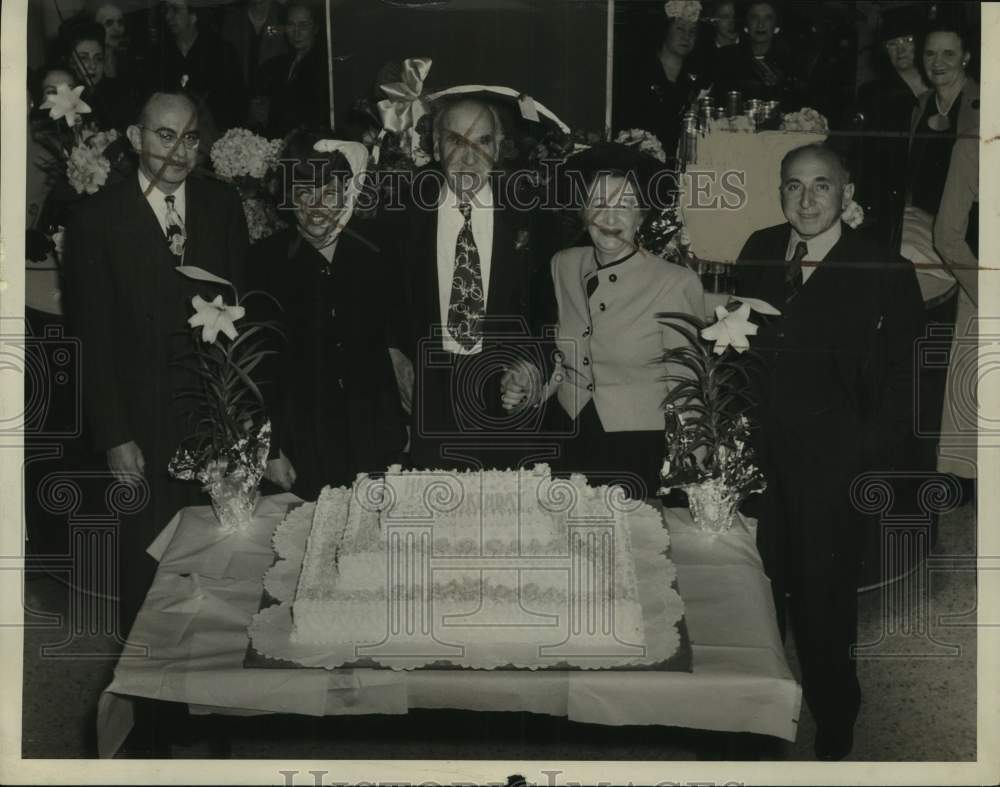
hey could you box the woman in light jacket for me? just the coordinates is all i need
[503,142,705,498]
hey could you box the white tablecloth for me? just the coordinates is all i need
[96,495,801,757]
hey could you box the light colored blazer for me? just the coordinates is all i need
[932,82,979,307]
[550,246,705,432]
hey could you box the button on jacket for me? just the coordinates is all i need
[551,246,706,432]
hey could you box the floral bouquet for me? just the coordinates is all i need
[34,85,132,253]
[779,107,829,133]
[664,0,702,22]
[209,128,286,242]
[168,265,284,531]
[656,298,778,532]
[614,128,668,163]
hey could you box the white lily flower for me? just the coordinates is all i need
[40,84,92,128]
[188,294,245,343]
[700,302,757,354]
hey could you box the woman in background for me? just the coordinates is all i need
[64,21,136,132]
[249,130,405,499]
[853,6,927,246]
[259,2,331,137]
[613,1,707,163]
[902,17,979,506]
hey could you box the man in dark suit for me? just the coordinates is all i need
[735,143,923,760]
[149,0,247,146]
[396,98,550,471]
[64,92,248,633]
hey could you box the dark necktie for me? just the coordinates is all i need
[446,202,485,350]
[785,240,808,303]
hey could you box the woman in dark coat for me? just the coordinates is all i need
[614,3,709,162]
[259,1,331,138]
[250,130,406,499]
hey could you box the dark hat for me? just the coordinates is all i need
[564,141,671,209]
[879,4,925,42]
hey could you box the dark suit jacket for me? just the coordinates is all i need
[221,2,288,95]
[260,45,332,138]
[735,222,924,469]
[64,173,248,470]
[147,32,247,137]
[396,171,551,468]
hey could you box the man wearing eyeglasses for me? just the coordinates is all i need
[63,91,248,636]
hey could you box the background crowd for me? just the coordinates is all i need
[21,0,981,762]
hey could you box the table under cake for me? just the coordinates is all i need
[96,494,801,757]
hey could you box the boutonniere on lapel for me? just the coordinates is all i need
[514,228,531,252]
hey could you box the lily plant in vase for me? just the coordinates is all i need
[656,297,778,532]
[168,265,284,531]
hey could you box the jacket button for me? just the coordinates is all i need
[582,357,590,366]
[609,274,617,283]
[583,328,590,337]
[587,383,594,392]
[599,303,607,311]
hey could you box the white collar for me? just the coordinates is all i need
[439,179,494,210]
[788,220,842,261]
[137,169,186,203]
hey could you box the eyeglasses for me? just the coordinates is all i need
[139,126,201,148]
[885,36,914,50]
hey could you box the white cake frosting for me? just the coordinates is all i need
[287,465,680,668]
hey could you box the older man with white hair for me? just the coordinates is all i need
[394,97,550,470]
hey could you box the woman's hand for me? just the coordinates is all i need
[265,450,297,491]
[500,361,543,412]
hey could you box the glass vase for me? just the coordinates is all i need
[684,477,739,534]
[207,472,260,533]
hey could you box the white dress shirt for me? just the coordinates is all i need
[786,220,842,284]
[138,170,187,236]
[436,181,494,355]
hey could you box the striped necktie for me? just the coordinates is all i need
[785,240,808,303]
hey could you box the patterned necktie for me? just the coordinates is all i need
[785,240,808,303]
[446,202,485,350]
[164,194,186,257]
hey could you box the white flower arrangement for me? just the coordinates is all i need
[210,128,284,180]
[779,107,829,133]
[841,199,865,229]
[664,0,701,22]
[67,143,111,194]
[168,266,285,530]
[614,128,667,163]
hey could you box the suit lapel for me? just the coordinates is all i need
[487,206,515,317]
[183,177,201,266]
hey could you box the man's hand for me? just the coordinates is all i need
[107,441,145,486]
[265,450,297,491]
[500,360,544,412]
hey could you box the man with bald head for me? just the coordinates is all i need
[395,97,548,469]
[64,91,248,633]
[735,143,923,759]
